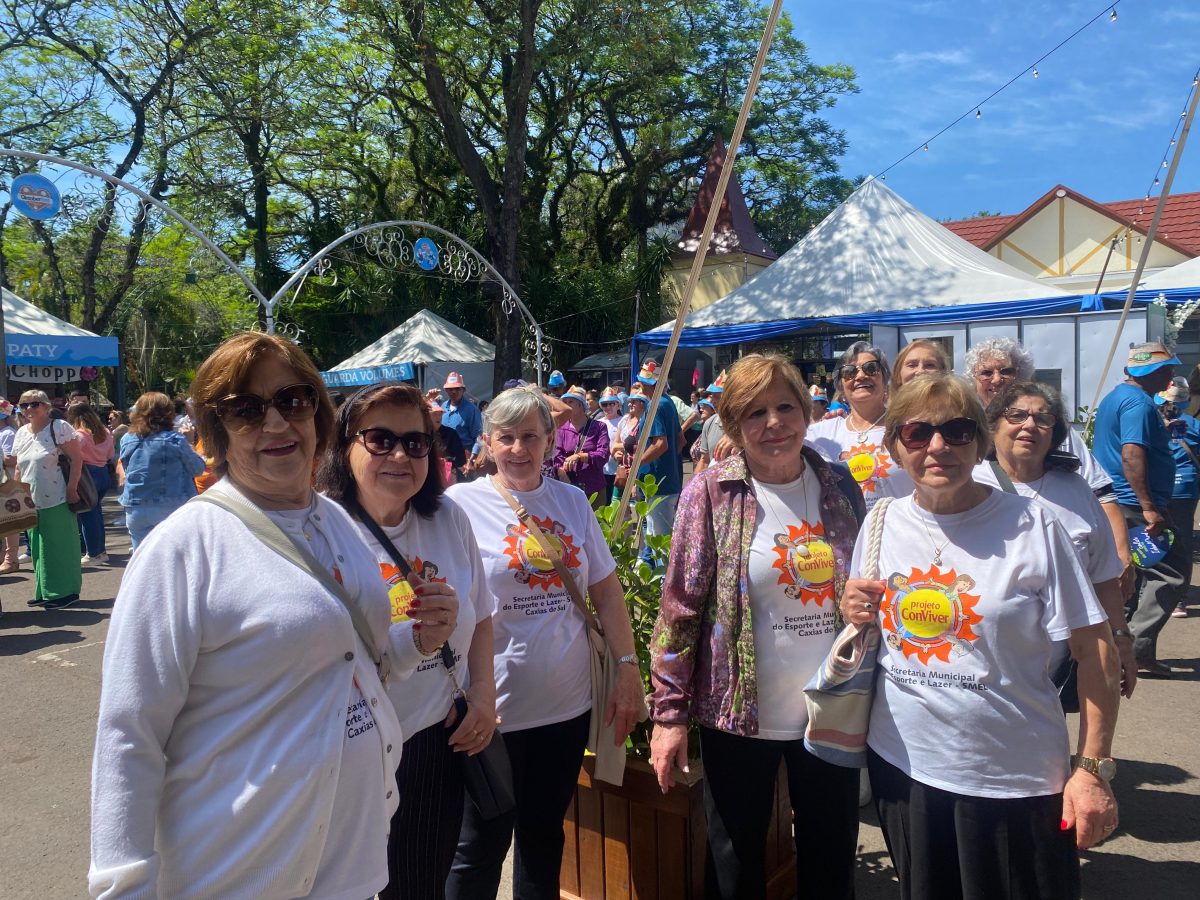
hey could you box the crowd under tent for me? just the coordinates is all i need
[3,287,120,388]
[322,307,497,400]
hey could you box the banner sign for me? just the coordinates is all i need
[321,362,416,387]
[10,173,62,220]
[8,364,82,384]
[5,334,120,367]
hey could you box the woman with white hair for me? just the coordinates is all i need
[445,386,643,899]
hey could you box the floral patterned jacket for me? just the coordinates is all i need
[649,447,865,736]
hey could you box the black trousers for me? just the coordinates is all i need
[380,719,464,900]
[868,749,1079,900]
[698,725,859,900]
[446,710,590,900]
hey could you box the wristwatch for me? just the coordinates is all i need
[1072,755,1117,782]
[617,653,639,667]
[1111,627,1132,640]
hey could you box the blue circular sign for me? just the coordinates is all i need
[413,236,440,271]
[10,173,61,220]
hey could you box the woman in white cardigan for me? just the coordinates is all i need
[89,333,459,900]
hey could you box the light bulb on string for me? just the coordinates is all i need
[975,109,982,119]
[923,144,929,151]
[1110,8,1117,22]
[1032,67,1039,79]
[1154,177,1160,186]
[1163,160,1169,168]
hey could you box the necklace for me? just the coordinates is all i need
[754,467,813,557]
[914,501,952,567]
[846,407,887,443]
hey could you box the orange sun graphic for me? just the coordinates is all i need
[769,521,835,605]
[841,442,893,493]
[501,517,582,590]
[879,565,983,664]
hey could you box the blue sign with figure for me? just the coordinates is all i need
[10,173,61,220]
[413,237,439,271]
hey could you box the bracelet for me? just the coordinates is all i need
[412,627,440,658]
[1111,627,1133,639]
[617,653,639,667]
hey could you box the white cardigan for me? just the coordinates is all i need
[89,481,419,899]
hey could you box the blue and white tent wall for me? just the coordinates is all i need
[3,287,119,366]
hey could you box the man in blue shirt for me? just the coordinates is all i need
[631,360,682,561]
[439,372,482,471]
[1155,377,1200,623]
[1092,341,1182,676]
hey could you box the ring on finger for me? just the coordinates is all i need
[1103,822,1116,832]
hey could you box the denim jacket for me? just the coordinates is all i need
[119,430,206,508]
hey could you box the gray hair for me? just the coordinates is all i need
[836,341,891,400]
[964,337,1035,381]
[484,386,556,458]
[18,389,51,405]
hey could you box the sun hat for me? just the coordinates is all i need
[599,386,621,405]
[1158,376,1189,405]
[443,371,466,389]
[705,370,726,394]
[561,385,587,407]
[1127,341,1182,378]
[810,384,829,403]
[0,399,11,419]
[637,360,659,386]
[547,370,566,387]
[699,398,716,411]
[502,378,528,390]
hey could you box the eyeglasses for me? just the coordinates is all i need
[212,383,318,432]
[976,366,1017,381]
[19,401,44,410]
[838,360,883,380]
[897,417,979,450]
[1001,408,1056,429]
[355,428,433,458]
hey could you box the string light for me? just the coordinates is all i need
[1109,8,1117,22]
[1132,68,1200,227]
[923,144,929,151]
[1032,67,1039,79]
[975,109,982,119]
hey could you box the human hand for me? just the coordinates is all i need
[840,578,885,626]
[649,722,689,794]
[712,435,736,462]
[605,663,645,746]
[407,572,458,651]
[1062,769,1118,850]
[1118,557,1136,601]
[1143,507,1167,538]
[67,485,80,504]
[445,689,499,756]
[1113,631,1138,699]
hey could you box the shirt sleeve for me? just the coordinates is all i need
[1081,486,1124,584]
[1117,398,1161,450]
[1040,512,1109,641]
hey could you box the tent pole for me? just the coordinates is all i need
[0,295,8,399]
[611,0,785,531]
[1086,79,1199,421]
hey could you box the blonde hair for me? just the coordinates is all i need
[18,389,51,405]
[884,373,991,461]
[891,339,951,390]
[719,353,812,448]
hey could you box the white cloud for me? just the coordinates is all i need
[890,49,971,68]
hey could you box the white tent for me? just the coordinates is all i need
[658,177,1072,332]
[1140,254,1200,295]
[3,286,119,369]
[323,308,496,400]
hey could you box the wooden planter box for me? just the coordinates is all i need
[560,756,796,900]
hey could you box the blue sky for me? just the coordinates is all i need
[789,0,1200,220]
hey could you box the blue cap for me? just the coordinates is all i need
[1126,342,1181,378]
[548,370,566,387]
[828,401,848,414]
[699,398,716,411]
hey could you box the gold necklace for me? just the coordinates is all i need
[846,407,887,443]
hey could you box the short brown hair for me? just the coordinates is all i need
[891,339,951,390]
[190,332,335,476]
[130,392,176,436]
[718,353,812,448]
[884,373,991,462]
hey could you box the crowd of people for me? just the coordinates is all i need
[3,329,1192,899]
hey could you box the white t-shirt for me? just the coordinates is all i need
[1063,427,1114,500]
[805,417,913,510]
[14,419,80,508]
[265,502,387,900]
[748,469,839,740]
[446,477,616,732]
[600,416,622,475]
[354,496,493,738]
[853,490,1107,799]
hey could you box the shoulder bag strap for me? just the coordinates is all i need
[863,497,893,581]
[192,491,390,684]
[988,459,1019,495]
[489,476,603,637]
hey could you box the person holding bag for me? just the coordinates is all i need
[552,384,610,508]
[67,403,115,565]
[315,382,494,900]
[648,354,866,900]
[0,399,25,575]
[13,390,83,609]
[445,386,643,900]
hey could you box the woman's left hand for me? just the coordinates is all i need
[406,573,459,651]
[606,663,645,745]
[1062,769,1118,849]
[445,688,499,756]
[67,484,80,504]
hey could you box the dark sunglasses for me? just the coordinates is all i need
[977,366,1017,381]
[897,417,979,450]
[839,360,883,381]
[212,383,318,431]
[19,401,45,410]
[356,428,433,458]
[1002,408,1056,429]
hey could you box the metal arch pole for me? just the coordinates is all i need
[1,149,268,313]
[271,219,544,378]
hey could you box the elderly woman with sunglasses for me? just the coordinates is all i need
[978,382,1137,700]
[316,383,490,900]
[842,374,1121,900]
[807,341,914,510]
[90,333,432,900]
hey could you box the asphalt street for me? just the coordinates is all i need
[1,499,1197,898]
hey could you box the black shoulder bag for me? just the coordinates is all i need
[348,498,516,820]
[51,421,98,514]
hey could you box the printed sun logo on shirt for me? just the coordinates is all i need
[501,516,581,590]
[840,442,893,494]
[380,557,446,623]
[769,522,835,605]
[880,566,983,665]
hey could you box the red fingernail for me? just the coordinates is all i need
[413,623,421,630]
[1060,820,1069,831]
[409,598,421,608]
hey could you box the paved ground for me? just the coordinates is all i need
[1,499,1197,898]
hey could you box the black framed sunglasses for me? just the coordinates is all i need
[355,428,433,458]
[19,401,45,410]
[1002,408,1056,429]
[897,417,979,450]
[977,366,1017,381]
[838,360,883,381]
[212,383,318,432]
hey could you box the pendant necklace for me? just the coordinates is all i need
[915,502,952,567]
[755,466,812,557]
[846,408,887,443]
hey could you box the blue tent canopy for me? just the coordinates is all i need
[3,287,119,366]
